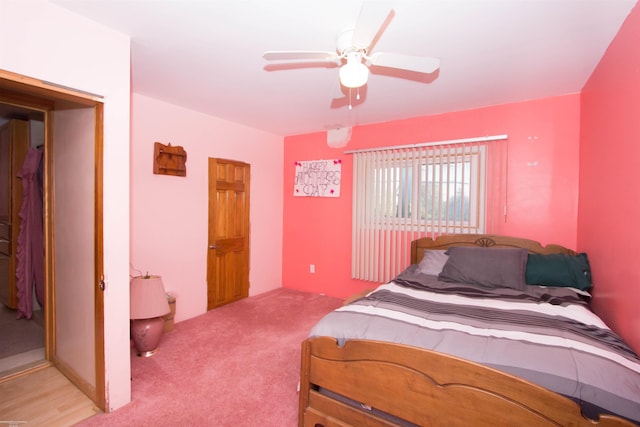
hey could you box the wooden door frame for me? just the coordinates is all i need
[0,70,106,410]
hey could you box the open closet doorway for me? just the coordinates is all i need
[0,108,46,376]
[0,71,106,411]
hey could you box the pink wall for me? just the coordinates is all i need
[1,1,133,410]
[578,3,640,353]
[131,94,284,323]
[283,95,581,299]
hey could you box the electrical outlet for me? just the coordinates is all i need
[310,264,315,274]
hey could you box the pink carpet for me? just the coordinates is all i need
[75,288,342,426]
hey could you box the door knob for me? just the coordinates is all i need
[209,245,218,249]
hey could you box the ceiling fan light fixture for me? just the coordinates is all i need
[339,53,369,88]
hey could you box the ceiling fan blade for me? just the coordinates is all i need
[368,52,440,74]
[263,51,340,63]
[352,2,394,51]
[264,61,339,72]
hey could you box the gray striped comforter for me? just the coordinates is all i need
[309,266,640,423]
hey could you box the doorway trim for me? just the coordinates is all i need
[0,69,106,410]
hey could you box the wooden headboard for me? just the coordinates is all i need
[411,234,577,265]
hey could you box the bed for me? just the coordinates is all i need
[298,234,640,426]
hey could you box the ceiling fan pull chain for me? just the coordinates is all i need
[349,88,353,110]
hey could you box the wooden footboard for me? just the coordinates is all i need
[298,337,637,427]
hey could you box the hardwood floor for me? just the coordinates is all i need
[0,367,100,426]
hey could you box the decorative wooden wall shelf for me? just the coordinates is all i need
[153,142,187,177]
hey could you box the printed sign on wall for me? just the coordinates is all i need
[294,159,341,197]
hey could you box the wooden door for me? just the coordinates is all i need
[207,158,250,309]
[0,119,28,309]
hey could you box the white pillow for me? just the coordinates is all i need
[417,249,449,276]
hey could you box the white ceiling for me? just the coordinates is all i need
[51,0,637,137]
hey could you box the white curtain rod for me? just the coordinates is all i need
[343,134,508,154]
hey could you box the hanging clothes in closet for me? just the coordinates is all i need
[15,147,44,319]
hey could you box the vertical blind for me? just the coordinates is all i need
[350,135,508,283]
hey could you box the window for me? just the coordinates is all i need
[351,137,507,282]
[378,145,484,232]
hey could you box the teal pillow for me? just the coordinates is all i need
[525,253,592,290]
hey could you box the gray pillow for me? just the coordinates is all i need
[417,250,449,276]
[438,246,528,290]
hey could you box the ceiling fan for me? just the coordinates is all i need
[262,2,440,90]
